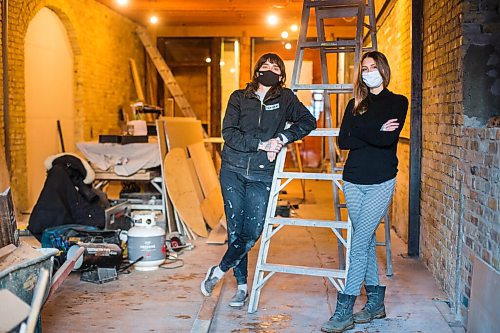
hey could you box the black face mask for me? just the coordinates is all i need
[257,70,280,87]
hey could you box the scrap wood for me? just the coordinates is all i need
[191,276,224,333]
[0,244,16,260]
[206,221,227,245]
[46,247,85,301]
[200,188,224,229]
[164,148,208,237]
[188,142,219,197]
[163,117,204,150]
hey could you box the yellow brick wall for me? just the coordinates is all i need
[0,0,145,211]
[375,0,412,242]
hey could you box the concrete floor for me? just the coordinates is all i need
[38,180,457,332]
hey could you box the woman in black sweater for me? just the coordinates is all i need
[321,51,408,333]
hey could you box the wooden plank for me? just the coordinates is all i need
[200,187,224,229]
[164,148,207,237]
[187,158,204,204]
[129,58,145,101]
[163,117,204,150]
[0,243,16,259]
[191,277,224,333]
[206,222,227,245]
[156,119,176,232]
[188,142,219,197]
[46,247,85,301]
[0,147,9,193]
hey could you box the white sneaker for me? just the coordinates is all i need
[229,289,248,307]
[201,265,220,296]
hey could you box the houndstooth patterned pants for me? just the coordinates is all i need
[343,177,396,296]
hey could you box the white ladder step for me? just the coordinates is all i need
[290,83,353,92]
[259,264,347,279]
[268,217,349,229]
[276,171,342,180]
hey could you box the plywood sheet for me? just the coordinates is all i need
[206,222,227,245]
[162,117,204,150]
[200,188,224,229]
[187,158,204,204]
[188,142,219,197]
[164,148,207,237]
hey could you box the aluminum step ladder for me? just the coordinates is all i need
[290,0,377,270]
[248,129,352,313]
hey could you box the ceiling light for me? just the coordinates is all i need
[285,42,292,50]
[230,68,236,74]
[116,0,128,6]
[205,57,212,63]
[281,31,289,39]
[149,15,159,24]
[220,61,225,67]
[291,24,298,32]
[267,14,279,26]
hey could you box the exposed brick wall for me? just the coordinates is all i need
[376,0,412,242]
[421,0,464,315]
[457,0,500,323]
[0,0,145,210]
[422,0,499,325]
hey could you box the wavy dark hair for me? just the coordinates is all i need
[353,51,391,115]
[246,53,286,94]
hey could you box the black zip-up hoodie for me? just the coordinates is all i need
[221,85,317,180]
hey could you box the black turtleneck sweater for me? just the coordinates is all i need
[338,89,408,185]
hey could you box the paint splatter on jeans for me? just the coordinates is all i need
[218,168,272,285]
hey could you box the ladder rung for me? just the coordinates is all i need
[277,171,342,180]
[259,263,347,278]
[300,40,357,49]
[305,0,366,8]
[309,128,340,136]
[291,83,353,92]
[268,217,349,229]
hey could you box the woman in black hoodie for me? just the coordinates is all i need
[321,51,408,333]
[200,53,317,307]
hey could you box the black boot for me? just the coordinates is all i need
[321,292,357,333]
[353,285,386,323]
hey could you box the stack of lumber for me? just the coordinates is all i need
[157,117,226,244]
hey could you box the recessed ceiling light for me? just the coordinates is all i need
[149,15,158,24]
[205,57,212,63]
[291,24,298,32]
[281,31,289,39]
[285,42,292,50]
[116,0,128,6]
[220,60,225,67]
[267,14,279,26]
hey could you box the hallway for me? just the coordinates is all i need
[41,180,458,332]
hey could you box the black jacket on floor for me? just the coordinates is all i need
[28,155,105,241]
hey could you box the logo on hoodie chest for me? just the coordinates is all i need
[265,103,280,111]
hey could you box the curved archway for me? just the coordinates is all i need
[25,7,75,210]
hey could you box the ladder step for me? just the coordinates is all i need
[277,171,342,180]
[259,263,347,278]
[291,83,353,92]
[304,0,366,8]
[300,40,357,49]
[268,217,349,229]
[308,128,340,136]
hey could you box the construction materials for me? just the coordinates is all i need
[164,148,208,237]
[248,129,351,314]
[127,211,166,271]
[129,58,145,101]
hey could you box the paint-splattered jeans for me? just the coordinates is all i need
[218,167,272,285]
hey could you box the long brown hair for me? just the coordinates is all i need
[353,51,391,115]
[246,53,286,94]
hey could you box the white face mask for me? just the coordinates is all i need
[362,70,383,88]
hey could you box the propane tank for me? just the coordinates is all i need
[127,211,166,271]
